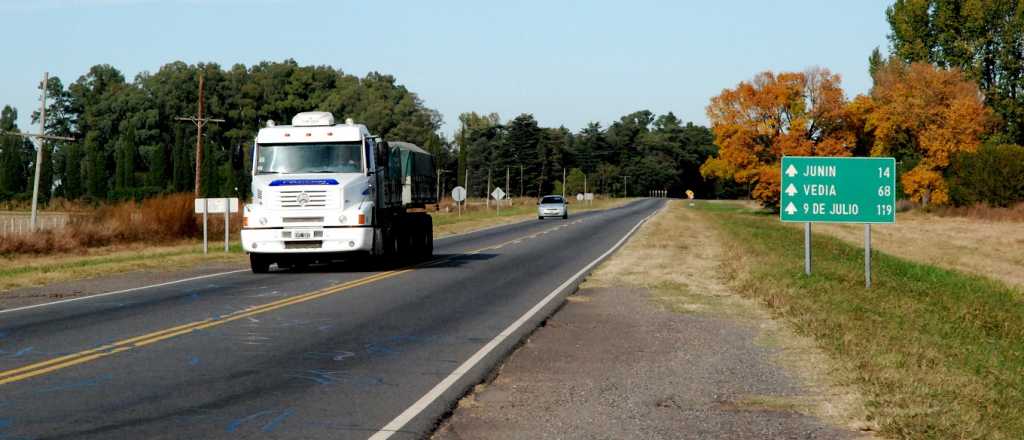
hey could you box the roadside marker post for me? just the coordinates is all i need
[780,156,896,287]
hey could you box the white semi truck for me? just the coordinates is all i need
[241,111,437,273]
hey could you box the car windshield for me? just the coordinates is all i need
[256,142,363,174]
[540,196,564,204]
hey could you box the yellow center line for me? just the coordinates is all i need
[0,220,578,387]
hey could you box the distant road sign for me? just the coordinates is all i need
[584,193,594,201]
[451,186,466,202]
[194,198,238,214]
[685,190,694,200]
[780,156,896,224]
[576,193,584,201]
[491,187,506,201]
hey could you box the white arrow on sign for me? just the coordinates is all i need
[784,202,798,215]
[785,183,798,196]
[785,164,798,177]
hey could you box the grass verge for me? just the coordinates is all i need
[0,241,246,293]
[698,200,1024,439]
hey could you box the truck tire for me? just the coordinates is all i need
[423,215,434,258]
[250,253,271,273]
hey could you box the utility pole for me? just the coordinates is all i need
[486,169,491,209]
[561,168,566,198]
[176,74,224,197]
[505,167,510,207]
[519,164,523,199]
[584,173,589,206]
[1,72,75,232]
[623,175,630,198]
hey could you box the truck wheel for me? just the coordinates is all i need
[423,216,434,258]
[250,254,270,273]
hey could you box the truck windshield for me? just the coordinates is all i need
[256,142,363,174]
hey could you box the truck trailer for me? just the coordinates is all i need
[241,111,437,273]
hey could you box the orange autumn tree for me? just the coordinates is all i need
[701,68,856,207]
[867,61,991,205]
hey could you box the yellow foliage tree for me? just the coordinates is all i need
[866,61,992,205]
[702,68,857,207]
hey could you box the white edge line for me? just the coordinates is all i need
[0,269,250,315]
[367,202,665,440]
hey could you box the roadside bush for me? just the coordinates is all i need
[948,144,1024,207]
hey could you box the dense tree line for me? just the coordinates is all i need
[0,59,724,205]
[450,110,723,199]
[0,59,446,203]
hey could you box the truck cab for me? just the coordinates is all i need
[241,111,436,273]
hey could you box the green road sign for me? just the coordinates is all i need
[780,156,896,224]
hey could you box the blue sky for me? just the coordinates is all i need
[0,0,892,137]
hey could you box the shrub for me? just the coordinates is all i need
[948,144,1024,207]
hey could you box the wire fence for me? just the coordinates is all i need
[0,214,72,237]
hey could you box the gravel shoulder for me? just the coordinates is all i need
[433,200,873,439]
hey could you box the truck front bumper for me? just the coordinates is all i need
[241,227,373,254]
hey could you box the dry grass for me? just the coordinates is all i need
[584,201,874,433]
[0,193,241,257]
[930,202,1024,222]
[805,210,1024,290]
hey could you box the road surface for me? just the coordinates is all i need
[0,199,663,439]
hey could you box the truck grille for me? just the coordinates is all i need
[275,190,331,209]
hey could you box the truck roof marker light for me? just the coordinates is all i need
[358,214,365,225]
[345,118,354,125]
[284,133,290,137]
[327,132,333,136]
[306,133,312,137]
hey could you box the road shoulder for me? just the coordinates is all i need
[433,200,873,439]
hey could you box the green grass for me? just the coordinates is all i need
[695,201,1024,439]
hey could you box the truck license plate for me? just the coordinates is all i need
[293,230,312,239]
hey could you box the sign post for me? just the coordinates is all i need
[452,186,466,217]
[195,198,239,254]
[780,157,896,287]
[491,187,505,216]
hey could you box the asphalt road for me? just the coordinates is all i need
[0,198,664,440]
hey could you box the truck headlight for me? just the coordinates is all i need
[338,215,347,224]
[259,217,268,226]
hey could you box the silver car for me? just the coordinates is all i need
[537,195,568,220]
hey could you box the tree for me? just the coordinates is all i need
[0,106,33,197]
[701,68,856,207]
[866,61,992,205]
[886,0,1024,144]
